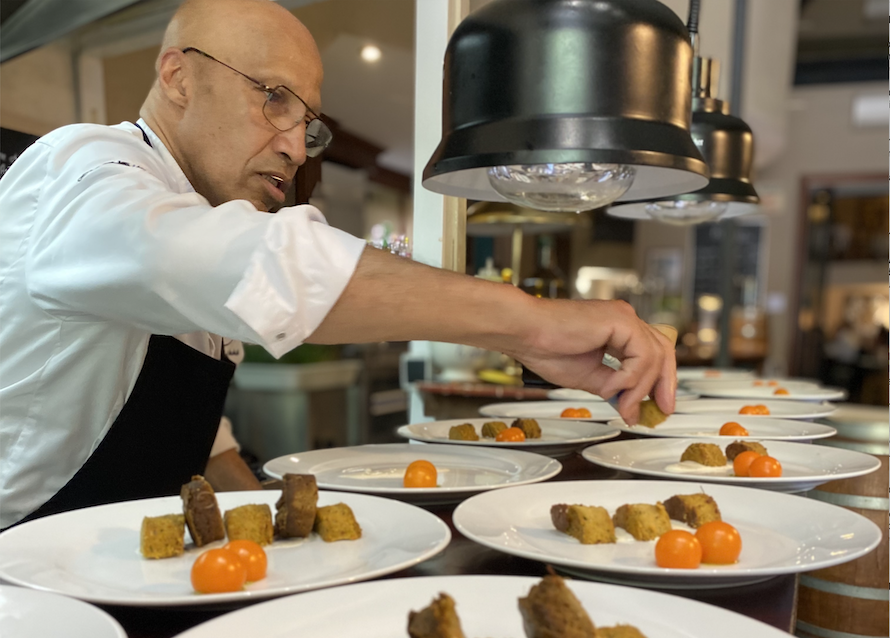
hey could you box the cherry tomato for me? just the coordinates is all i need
[655,530,702,569]
[719,421,749,436]
[773,388,790,396]
[223,540,268,582]
[695,521,742,564]
[752,380,764,387]
[739,404,770,415]
[495,427,526,442]
[748,455,782,477]
[191,548,247,594]
[574,407,592,418]
[732,450,762,477]
[767,380,779,387]
[704,370,721,378]
[560,407,580,418]
[403,460,437,488]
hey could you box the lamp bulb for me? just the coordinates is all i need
[487,163,635,212]
[644,200,728,225]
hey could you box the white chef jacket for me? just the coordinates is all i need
[0,119,366,528]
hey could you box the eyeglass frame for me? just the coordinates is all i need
[181,47,332,157]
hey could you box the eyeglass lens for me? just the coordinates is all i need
[262,88,332,157]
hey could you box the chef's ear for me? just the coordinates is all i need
[156,48,191,108]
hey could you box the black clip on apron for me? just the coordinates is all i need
[18,123,236,525]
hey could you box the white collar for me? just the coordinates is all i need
[135,118,196,195]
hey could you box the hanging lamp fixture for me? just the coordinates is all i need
[607,0,760,225]
[422,0,710,213]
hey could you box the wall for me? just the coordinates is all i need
[756,80,886,374]
[103,45,159,125]
[0,41,76,135]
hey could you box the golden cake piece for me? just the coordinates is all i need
[181,475,225,547]
[313,503,362,542]
[725,440,768,461]
[448,423,479,441]
[481,421,508,438]
[680,443,727,467]
[612,503,671,541]
[663,493,722,528]
[224,504,273,546]
[518,574,597,638]
[637,400,668,428]
[596,625,649,638]
[407,593,467,638]
[551,504,616,545]
[512,418,542,439]
[140,514,185,559]
[275,473,318,539]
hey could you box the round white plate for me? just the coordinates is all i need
[0,585,126,638]
[0,491,450,607]
[581,438,881,493]
[607,414,838,441]
[681,380,846,402]
[262,443,562,504]
[453,480,881,588]
[173,574,791,638]
[677,368,756,381]
[547,387,700,401]
[479,400,619,421]
[673,399,837,420]
[397,418,619,459]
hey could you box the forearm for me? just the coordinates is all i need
[204,448,263,492]
[307,247,538,354]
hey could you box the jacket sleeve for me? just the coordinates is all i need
[24,127,365,357]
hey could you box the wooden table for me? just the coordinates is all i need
[98,453,797,637]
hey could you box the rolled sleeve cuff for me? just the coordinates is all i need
[224,204,366,358]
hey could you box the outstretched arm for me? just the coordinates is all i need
[308,248,677,425]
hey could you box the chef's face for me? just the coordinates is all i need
[178,44,323,212]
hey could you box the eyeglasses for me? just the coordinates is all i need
[182,47,332,157]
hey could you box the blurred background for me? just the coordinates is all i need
[1,0,885,464]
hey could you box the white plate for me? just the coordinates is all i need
[0,491,450,607]
[681,380,846,402]
[607,414,838,441]
[673,399,837,420]
[547,387,700,401]
[479,400,620,421]
[172,574,792,638]
[581,438,881,493]
[0,585,126,638]
[397,418,619,459]
[262,443,562,505]
[677,367,756,381]
[453,480,881,588]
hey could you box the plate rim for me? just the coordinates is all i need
[579,438,882,489]
[452,479,882,582]
[605,415,838,440]
[172,573,792,638]
[261,443,563,496]
[0,490,452,607]
[672,399,838,420]
[0,584,128,638]
[478,400,619,421]
[396,417,621,447]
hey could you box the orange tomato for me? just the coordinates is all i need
[191,548,247,594]
[748,455,782,477]
[704,370,721,378]
[767,380,779,387]
[495,427,526,442]
[695,521,742,564]
[732,450,762,477]
[752,380,764,387]
[655,530,702,569]
[773,388,790,396]
[575,407,592,418]
[223,540,267,582]
[739,404,770,415]
[719,421,749,436]
[403,460,437,488]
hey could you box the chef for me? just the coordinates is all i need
[0,0,676,530]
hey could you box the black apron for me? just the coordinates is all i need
[16,122,236,525]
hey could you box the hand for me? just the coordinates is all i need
[509,298,677,425]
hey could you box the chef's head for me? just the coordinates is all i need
[140,0,324,212]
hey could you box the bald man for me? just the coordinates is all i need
[0,0,676,529]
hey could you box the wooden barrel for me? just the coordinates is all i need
[796,405,889,638]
